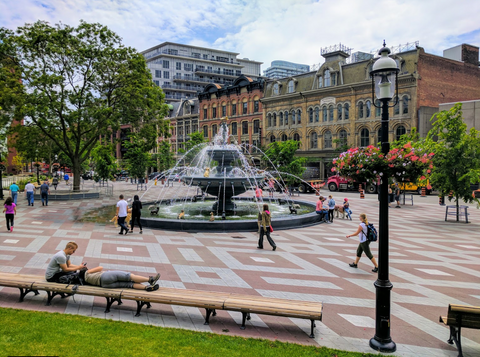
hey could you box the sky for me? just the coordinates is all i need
[1,0,480,72]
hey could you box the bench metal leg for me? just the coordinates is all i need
[204,308,216,325]
[45,291,70,306]
[135,300,150,317]
[17,288,40,302]
[448,325,463,357]
[309,320,317,338]
[105,297,122,313]
[240,312,251,330]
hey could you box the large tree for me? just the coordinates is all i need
[426,103,480,219]
[263,140,306,185]
[0,21,169,190]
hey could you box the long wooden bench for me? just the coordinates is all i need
[439,304,480,357]
[0,273,323,338]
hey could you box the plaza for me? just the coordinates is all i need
[0,180,479,356]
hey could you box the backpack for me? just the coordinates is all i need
[58,270,86,286]
[365,223,378,242]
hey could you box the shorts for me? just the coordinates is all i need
[394,195,400,202]
[356,241,373,260]
[100,271,134,288]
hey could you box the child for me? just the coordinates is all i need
[343,198,352,220]
[3,197,16,232]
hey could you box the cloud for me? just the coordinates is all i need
[1,0,479,72]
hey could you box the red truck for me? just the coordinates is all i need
[327,175,377,193]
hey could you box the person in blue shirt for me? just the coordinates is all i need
[64,173,69,185]
[9,182,20,204]
[327,195,336,223]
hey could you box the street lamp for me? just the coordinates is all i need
[369,41,399,353]
[35,149,40,185]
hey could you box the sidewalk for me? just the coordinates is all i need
[0,181,479,356]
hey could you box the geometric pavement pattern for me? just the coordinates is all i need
[0,180,479,357]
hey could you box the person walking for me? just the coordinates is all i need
[327,195,336,223]
[9,182,20,205]
[3,197,16,232]
[346,213,378,273]
[40,180,50,206]
[257,203,276,251]
[255,186,263,202]
[64,173,70,185]
[130,195,143,234]
[343,198,352,220]
[115,194,129,235]
[24,181,36,206]
[394,183,401,208]
[52,177,58,190]
[83,266,160,291]
[268,178,275,198]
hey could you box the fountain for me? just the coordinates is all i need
[139,121,322,231]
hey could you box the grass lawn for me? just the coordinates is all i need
[0,307,386,357]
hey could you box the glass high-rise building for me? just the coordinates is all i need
[263,60,310,79]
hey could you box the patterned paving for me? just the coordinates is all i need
[0,180,479,356]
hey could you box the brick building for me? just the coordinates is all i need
[198,75,264,154]
[261,43,480,179]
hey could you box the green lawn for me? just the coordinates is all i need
[0,308,385,357]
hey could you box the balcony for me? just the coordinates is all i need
[172,74,234,86]
[162,83,198,93]
[195,68,237,79]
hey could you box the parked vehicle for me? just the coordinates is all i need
[398,181,432,195]
[296,179,325,193]
[327,175,377,193]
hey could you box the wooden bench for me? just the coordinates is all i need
[0,273,323,338]
[439,304,480,356]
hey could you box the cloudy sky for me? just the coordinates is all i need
[1,0,479,71]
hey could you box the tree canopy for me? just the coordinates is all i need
[0,21,169,190]
[262,140,306,185]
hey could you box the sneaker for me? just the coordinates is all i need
[10,227,13,233]
[395,206,401,208]
[372,267,379,273]
[146,284,159,292]
[129,230,133,233]
[139,230,143,234]
[349,263,358,268]
[272,246,276,251]
[257,246,263,249]
[119,232,124,235]
[149,273,160,286]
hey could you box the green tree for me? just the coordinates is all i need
[426,103,480,219]
[263,140,306,185]
[0,21,169,191]
[154,140,175,173]
[123,134,152,180]
[179,131,207,164]
[91,144,116,183]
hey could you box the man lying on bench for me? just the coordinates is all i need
[83,266,161,291]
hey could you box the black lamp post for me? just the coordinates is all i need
[35,149,40,185]
[369,42,399,353]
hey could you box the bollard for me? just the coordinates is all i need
[358,184,363,192]
[439,195,445,206]
[360,189,365,199]
[421,187,426,197]
[315,190,320,196]
[161,178,165,185]
[155,179,157,186]
[448,190,453,199]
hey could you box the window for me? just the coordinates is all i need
[324,70,331,87]
[242,102,248,115]
[163,71,169,79]
[279,112,283,126]
[203,108,207,119]
[192,52,201,59]
[155,70,162,78]
[297,109,301,124]
[253,120,260,134]
[222,105,226,117]
[196,65,205,71]
[242,121,248,135]
[337,104,342,120]
[212,107,217,118]
[358,102,364,118]
[344,103,350,120]
[360,128,370,147]
[231,122,238,136]
[366,100,371,118]
[273,113,277,127]
[203,54,208,60]
[203,126,208,138]
[235,70,241,76]
[339,130,347,146]
[323,107,327,122]
[293,133,300,141]
[288,80,295,93]
[324,130,332,148]
[309,108,313,123]
[254,100,259,112]
[184,63,193,71]
[315,107,319,122]
[375,100,381,117]
[284,111,288,125]
[318,76,323,88]
[402,96,409,114]
[332,73,336,86]
[292,110,296,125]
[394,96,400,115]
[378,128,382,143]
[153,80,159,86]
[396,125,406,140]
[282,134,288,141]
[232,103,237,116]
[212,124,217,135]
[163,60,169,69]
[176,62,182,70]
[310,132,318,149]
[267,114,272,127]
[329,105,334,121]
[273,83,279,95]
[270,135,276,143]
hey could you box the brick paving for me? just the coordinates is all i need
[1,179,479,356]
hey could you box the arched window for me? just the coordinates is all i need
[273,113,277,127]
[366,100,371,118]
[329,105,334,121]
[337,104,343,120]
[297,109,301,124]
[315,107,319,122]
[394,96,400,115]
[284,111,289,125]
[323,107,327,122]
[270,135,276,143]
[310,132,318,149]
[344,103,350,120]
[273,83,279,95]
[291,110,296,125]
[402,96,409,114]
[318,76,323,88]
[358,102,364,118]
[293,133,300,141]
[279,112,283,126]
[267,113,272,127]
[396,125,406,140]
[309,108,313,123]
[288,80,295,93]
[360,128,370,147]
[339,129,347,146]
[375,99,381,117]
[324,130,332,148]
[281,134,288,141]
[324,70,331,87]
